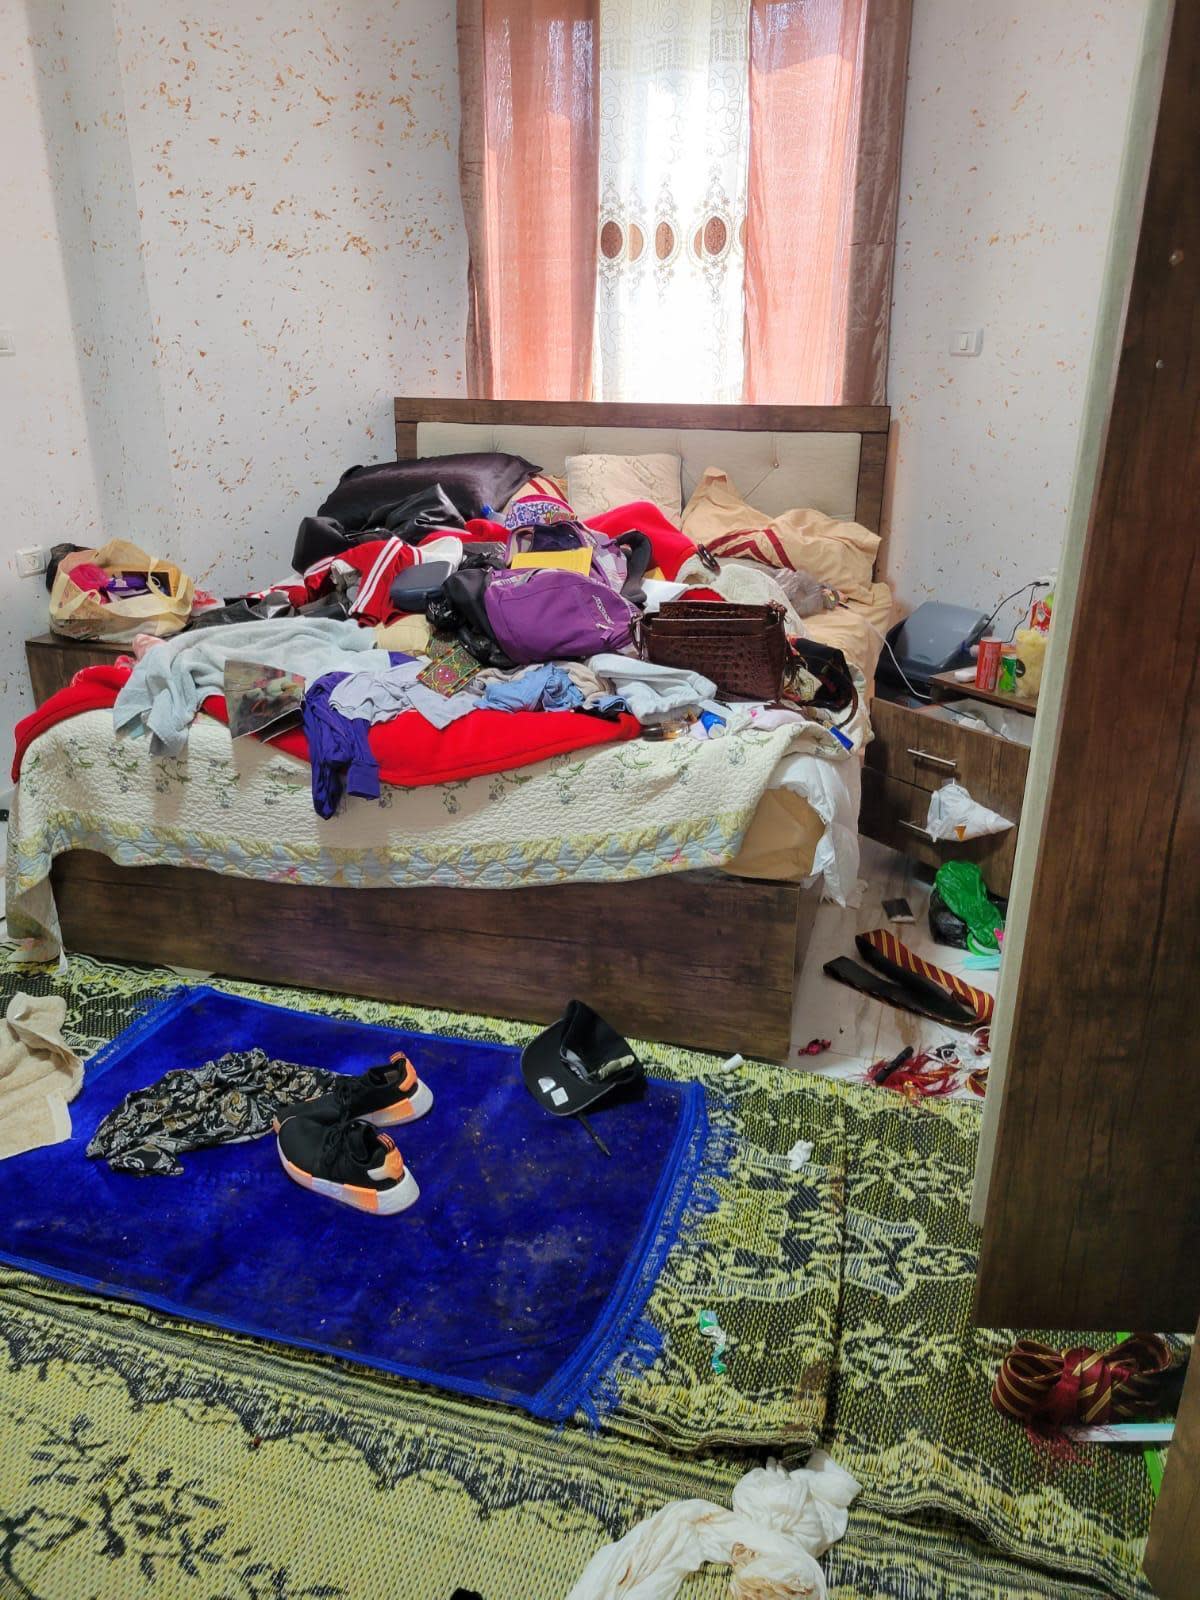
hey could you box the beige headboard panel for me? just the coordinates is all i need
[394,400,891,532]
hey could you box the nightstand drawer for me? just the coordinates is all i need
[862,694,1031,896]
[861,768,1020,894]
[26,633,128,705]
[866,695,1019,796]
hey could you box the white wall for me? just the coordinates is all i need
[0,3,105,761]
[884,0,1148,637]
[0,0,466,756]
[3,0,1146,760]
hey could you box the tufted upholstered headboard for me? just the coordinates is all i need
[394,399,890,533]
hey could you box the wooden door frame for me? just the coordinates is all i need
[971,0,1196,1333]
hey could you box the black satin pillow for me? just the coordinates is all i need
[317,451,538,529]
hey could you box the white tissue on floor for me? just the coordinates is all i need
[565,1449,861,1600]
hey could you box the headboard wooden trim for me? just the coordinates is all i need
[393,397,892,532]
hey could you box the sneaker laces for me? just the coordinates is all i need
[319,1106,377,1170]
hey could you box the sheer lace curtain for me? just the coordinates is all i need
[594,0,750,404]
[457,0,910,405]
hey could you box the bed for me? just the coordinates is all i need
[8,398,892,1060]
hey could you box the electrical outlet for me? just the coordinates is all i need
[16,547,46,579]
[0,330,15,357]
[949,327,984,357]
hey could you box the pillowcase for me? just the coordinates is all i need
[500,473,576,530]
[318,451,539,530]
[566,452,683,522]
[681,467,880,595]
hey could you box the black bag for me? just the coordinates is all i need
[428,568,515,670]
[318,451,537,528]
[292,487,465,575]
[377,484,465,540]
[928,886,1008,949]
[787,639,858,717]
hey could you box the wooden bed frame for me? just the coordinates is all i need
[47,398,891,1061]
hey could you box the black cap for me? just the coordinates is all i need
[521,1000,643,1117]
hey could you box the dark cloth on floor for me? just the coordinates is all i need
[303,670,379,819]
[86,1048,339,1176]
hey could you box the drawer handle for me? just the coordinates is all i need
[900,819,935,841]
[906,747,958,772]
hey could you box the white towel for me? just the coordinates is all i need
[0,992,83,1160]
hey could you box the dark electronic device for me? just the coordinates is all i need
[877,601,989,695]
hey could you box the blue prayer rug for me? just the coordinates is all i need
[0,986,715,1423]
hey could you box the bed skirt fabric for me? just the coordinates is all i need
[7,693,866,960]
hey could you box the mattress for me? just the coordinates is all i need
[7,683,870,961]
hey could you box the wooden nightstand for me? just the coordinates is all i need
[26,633,129,706]
[861,680,1034,895]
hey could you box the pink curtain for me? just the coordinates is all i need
[458,0,600,400]
[743,0,912,405]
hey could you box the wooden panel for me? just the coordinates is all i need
[52,852,815,1062]
[394,397,892,534]
[974,1,1200,1330]
[854,430,888,534]
[859,769,1020,897]
[26,634,127,706]
[394,397,891,434]
[1143,1315,1200,1598]
[865,696,1030,800]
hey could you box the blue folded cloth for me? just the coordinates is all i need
[481,664,584,713]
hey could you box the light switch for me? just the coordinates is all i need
[949,328,984,357]
[0,330,15,357]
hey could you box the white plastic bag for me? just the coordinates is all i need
[925,780,1013,842]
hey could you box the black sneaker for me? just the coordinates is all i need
[276,1113,419,1214]
[272,1052,432,1133]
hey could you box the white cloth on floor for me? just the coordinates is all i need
[586,655,716,723]
[565,1451,859,1600]
[0,992,84,1161]
[114,619,385,757]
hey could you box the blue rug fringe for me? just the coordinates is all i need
[571,1087,740,1429]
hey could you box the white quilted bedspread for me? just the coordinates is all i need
[7,697,866,960]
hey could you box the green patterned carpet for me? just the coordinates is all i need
[0,949,1161,1599]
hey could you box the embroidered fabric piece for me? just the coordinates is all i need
[86,1048,339,1176]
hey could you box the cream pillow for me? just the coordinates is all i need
[566,452,683,522]
[682,467,880,595]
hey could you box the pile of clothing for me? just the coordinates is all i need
[102,450,843,819]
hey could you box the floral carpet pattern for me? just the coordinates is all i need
[0,947,1163,1599]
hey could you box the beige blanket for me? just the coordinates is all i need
[0,993,83,1160]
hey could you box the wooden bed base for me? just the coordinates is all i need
[52,852,816,1061]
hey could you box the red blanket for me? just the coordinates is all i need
[12,663,638,787]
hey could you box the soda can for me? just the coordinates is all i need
[997,648,1019,695]
[975,637,1002,692]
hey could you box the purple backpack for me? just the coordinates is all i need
[483,568,639,663]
